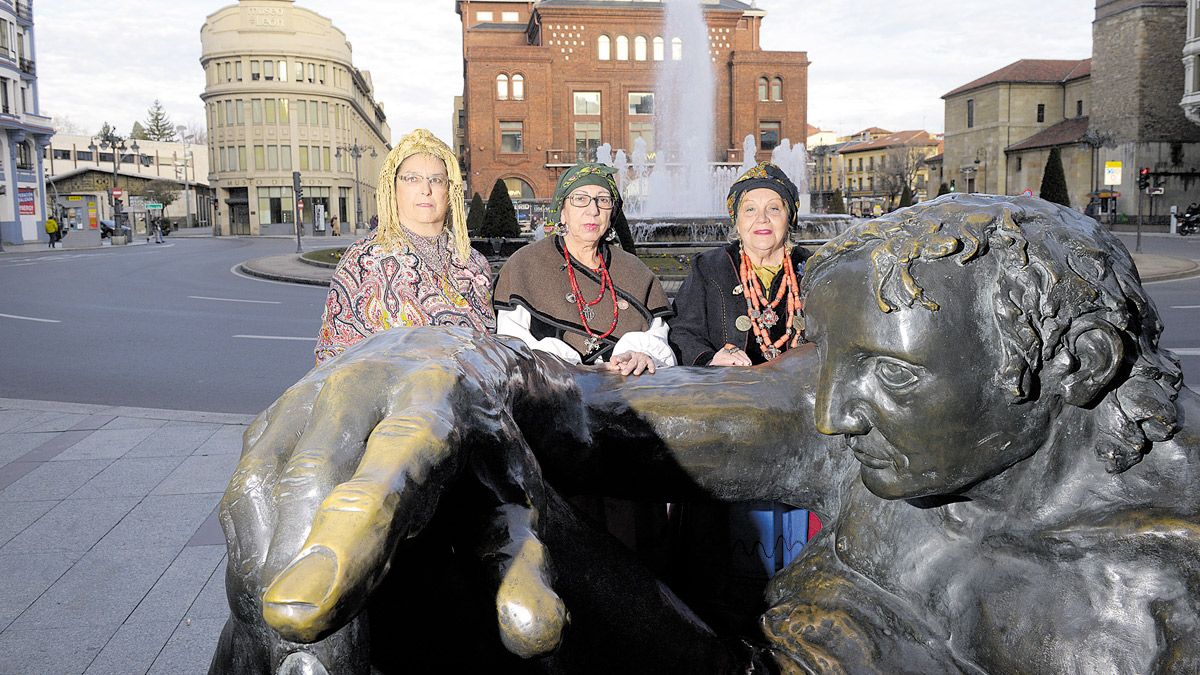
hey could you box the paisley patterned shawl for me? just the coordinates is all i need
[314,233,495,364]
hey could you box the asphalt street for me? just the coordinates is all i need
[0,237,328,414]
[0,232,1197,416]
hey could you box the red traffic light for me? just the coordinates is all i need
[1140,167,1151,176]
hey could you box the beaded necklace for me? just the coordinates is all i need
[738,247,802,361]
[561,241,620,354]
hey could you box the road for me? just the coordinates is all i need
[0,232,1197,415]
[0,237,328,414]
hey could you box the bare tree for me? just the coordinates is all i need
[49,114,85,134]
[873,145,927,207]
[183,119,208,144]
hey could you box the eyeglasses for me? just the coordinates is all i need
[566,193,615,210]
[397,173,450,189]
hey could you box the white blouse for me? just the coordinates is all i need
[497,305,676,367]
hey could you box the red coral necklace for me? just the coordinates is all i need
[562,243,620,354]
[738,248,802,361]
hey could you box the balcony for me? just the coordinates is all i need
[19,58,34,76]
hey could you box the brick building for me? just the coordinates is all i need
[455,0,808,201]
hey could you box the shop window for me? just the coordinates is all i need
[501,121,524,153]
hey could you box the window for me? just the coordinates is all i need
[238,146,247,171]
[264,59,274,80]
[771,77,782,101]
[598,35,611,60]
[299,146,309,170]
[629,121,654,152]
[308,101,318,125]
[225,100,234,125]
[265,99,277,124]
[757,77,768,101]
[616,35,629,60]
[574,91,601,115]
[52,148,71,160]
[252,98,263,124]
[966,99,974,128]
[323,147,331,172]
[16,142,31,169]
[503,178,535,200]
[76,150,93,162]
[224,62,231,82]
[216,102,226,127]
[857,158,863,171]
[634,36,647,61]
[296,99,308,124]
[254,145,265,171]
[574,122,601,162]
[1036,103,1045,123]
[308,63,316,82]
[278,61,287,81]
[236,99,244,124]
[476,11,494,21]
[278,99,289,124]
[295,61,304,82]
[628,92,654,115]
[1076,99,1083,117]
[512,74,525,101]
[1016,156,1023,171]
[868,157,874,170]
[653,36,664,61]
[257,186,295,224]
[497,74,509,100]
[251,60,261,81]
[267,145,279,170]
[235,61,243,81]
[672,37,683,60]
[319,65,326,84]
[500,121,524,153]
[320,102,329,127]
[501,11,519,22]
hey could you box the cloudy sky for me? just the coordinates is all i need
[37,1,1094,142]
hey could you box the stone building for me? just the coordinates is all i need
[0,0,53,247]
[1182,0,1200,123]
[455,0,808,201]
[200,0,392,236]
[839,130,942,216]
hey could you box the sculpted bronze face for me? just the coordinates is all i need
[805,249,1060,499]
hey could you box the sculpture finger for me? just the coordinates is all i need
[262,397,462,643]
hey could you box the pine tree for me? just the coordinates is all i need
[828,188,846,214]
[898,184,914,208]
[937,182,951,197]
[466,192,486,236]
[1039,147,1071,208]
[143,100,177,141]
[129,121,149,140]
[481,180,520,238]
[611,207,637,254]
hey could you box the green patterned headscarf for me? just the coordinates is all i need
[550,163,621,224]
[727,161,800,227]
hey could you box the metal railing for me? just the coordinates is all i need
[19,58,34,75]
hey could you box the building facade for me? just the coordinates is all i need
[1182,0,1200,123]
[839,130,942,216]
[456,0,808,201]
[0,0,53,247]
[200,0,391,237]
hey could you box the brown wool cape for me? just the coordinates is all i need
[494,235,672,364]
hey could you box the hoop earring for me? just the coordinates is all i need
[554,223,567,236]
[605,227,617,242]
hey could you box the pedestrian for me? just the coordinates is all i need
[44,215,60,248]
[330,215,340,236]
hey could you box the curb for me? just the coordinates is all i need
[1141,259,1200,283]
[237,259,330,286]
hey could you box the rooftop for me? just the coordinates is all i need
[943,58,1091,98]
[1005,116,1091,152]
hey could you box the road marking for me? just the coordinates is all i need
[0,312,61,323]
[190,295,282,305]
[1171,305,1200,309]
[234,334,316,341]
[1167,348,1200,356]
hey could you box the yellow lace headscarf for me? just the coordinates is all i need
[374,128,470,261]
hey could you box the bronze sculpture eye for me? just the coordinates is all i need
[875,358,919,391]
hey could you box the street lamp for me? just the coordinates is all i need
[175,125,194,230]
[89,130,139,242]
[335,139,377,233]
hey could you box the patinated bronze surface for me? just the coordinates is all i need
[210,195,1198,674]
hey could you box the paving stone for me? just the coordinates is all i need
[0,408,40,434]
[11,546,179,630]
[126,545,226,626]
[15,429,93,462]
[83,620,176,675]
[68,414,117,431]
[0,398,110,417]
[191,556,231,620]
[147,617,226,675]
[187,505,226,547]
[125,421,222,458]
[194,424,248,456]
[153,453,239,495]
[0,432,52,465]
[1,497,140,555]
[0,459,111,502]
[0,461,40,493]
[94,494,223,553]
[69,456,187,499]
[51,427,159,462]
[100,416,167,431]
[0,624,113,675]
[0,500,55,547]
[13,412,93,434]
[0,551,79,632]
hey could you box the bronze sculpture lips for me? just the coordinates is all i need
[846,437,892,470]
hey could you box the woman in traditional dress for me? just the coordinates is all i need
[668,162,813,636]
[494,163,675,375]
[670,161,810,366]
[315,129,495,364]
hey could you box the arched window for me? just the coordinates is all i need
[598,35,611,61]
[634,36,647,61]
[512,74,525,101]
[496,74,509,100]
[671,37,683,61]
[652,36,664,61]
[503,177,535,200]
[616,35,629,60]
[757,77,769,101]
[771,77,783,101]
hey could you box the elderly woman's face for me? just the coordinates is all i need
[395,153,449,231]
[560,185,614,248]
[735,187,789,259]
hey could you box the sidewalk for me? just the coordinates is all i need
[0,397,252,675]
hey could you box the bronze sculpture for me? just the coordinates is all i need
[210,195,1197,674]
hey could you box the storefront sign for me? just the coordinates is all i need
[1104,161,1122,186]
[18,188,35,215]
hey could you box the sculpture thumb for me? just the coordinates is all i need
[493,510,570,658]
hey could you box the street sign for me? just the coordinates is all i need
[112,188,125,200]
[146,202,164,210]
[1149,187,1165,196]
[1104,161,1122,186]
[1022,189,1034,197]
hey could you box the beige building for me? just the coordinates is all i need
[200,0,392,236]
[839,130,942,215]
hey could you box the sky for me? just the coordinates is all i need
[36,1,1095,142]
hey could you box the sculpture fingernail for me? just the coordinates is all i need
[263,547,340,641]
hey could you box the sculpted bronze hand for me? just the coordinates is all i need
[212,195,1198,674]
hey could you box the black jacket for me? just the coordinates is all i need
[670,242,811,366]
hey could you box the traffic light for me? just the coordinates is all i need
[1137,167,1151,190]
[292,170,303,199]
